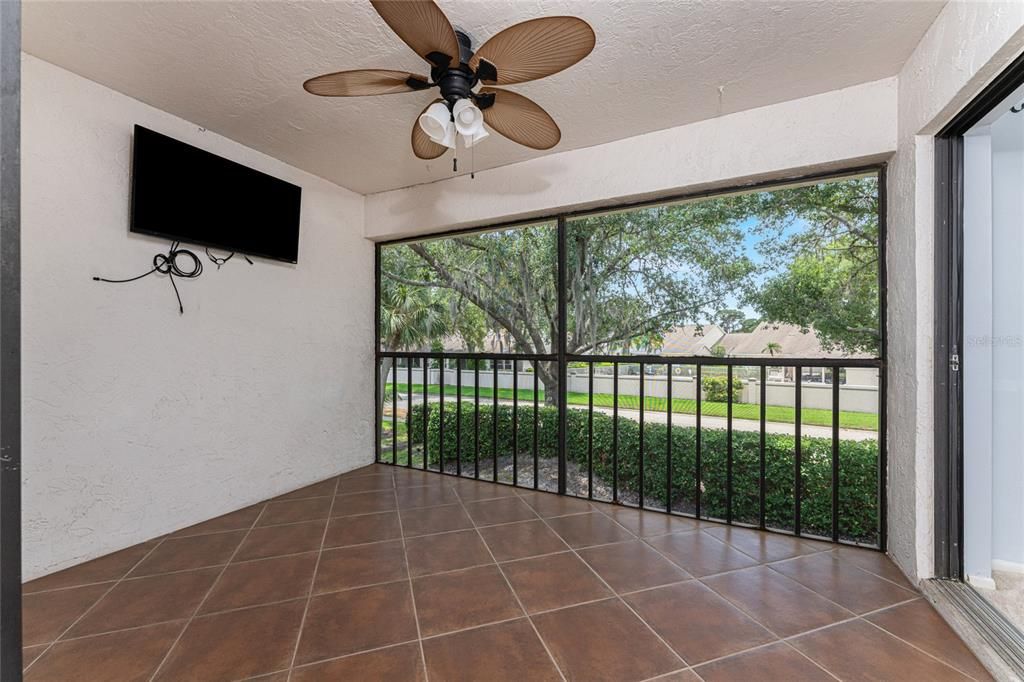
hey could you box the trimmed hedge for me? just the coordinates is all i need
[408,402,879,543]
[702,375,743,403]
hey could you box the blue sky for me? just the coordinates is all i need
[700,215,809,323]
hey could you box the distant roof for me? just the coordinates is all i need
[659,325,726,356]
[431,321,869,359]
[718,322,871,359]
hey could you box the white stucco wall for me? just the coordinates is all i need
[21,56,374,579]
[887,1,1024,583]
[365,78,897,241]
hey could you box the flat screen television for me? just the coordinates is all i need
[130,125,302,263]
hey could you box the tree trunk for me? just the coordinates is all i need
[533,360,559,407]
[377,356,395,447]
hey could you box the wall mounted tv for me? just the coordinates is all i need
[130,125,302,263]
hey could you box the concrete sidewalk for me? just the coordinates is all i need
[397,395,878,442]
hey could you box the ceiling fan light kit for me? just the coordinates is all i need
[303,0,595,167]
[418,101,456,148]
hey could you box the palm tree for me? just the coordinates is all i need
[378,278,449,434]
[762,342,782,357]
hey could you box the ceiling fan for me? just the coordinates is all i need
[303,0,595,163]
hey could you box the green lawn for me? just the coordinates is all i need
[385,383,878,431]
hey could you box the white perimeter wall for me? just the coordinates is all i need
[22,56,374,579]
[887,1,1024,583]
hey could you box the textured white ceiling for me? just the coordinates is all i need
[24,0,944,195]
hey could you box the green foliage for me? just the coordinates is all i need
[701,376,743,403]
[738,177,880,354]
[408,403,880,544]
[714,308,747,333]
[739,317,761,333]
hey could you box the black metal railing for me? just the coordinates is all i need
[377,351,885,550]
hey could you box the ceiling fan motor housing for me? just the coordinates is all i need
[432,30,482,108]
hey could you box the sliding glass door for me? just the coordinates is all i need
[960,84,1024,630]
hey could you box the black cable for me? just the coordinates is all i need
[93,241,203,314]
[205,248,254,269]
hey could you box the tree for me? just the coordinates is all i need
[736,177,880,354]
[378,175,882,411]
[739,317,761,333]
[762,342,782,357]
[714,308,747,333]
[384,206,754,404]
[377,271,449,423]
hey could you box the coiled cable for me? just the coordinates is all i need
[93,241,203,314]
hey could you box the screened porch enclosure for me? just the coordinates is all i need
[375,169,885,550]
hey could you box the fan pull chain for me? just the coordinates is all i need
[451,110,458,173]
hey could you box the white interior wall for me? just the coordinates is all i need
[888,1,1024,583]
[21,56,374,579]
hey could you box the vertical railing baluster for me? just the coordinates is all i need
[533,366,539,490]
[407,360,412,467]
[726,365,733,524]
[588,361,594,500]
[759,364,767,530]
[392,360,398,465]
[438,356,445,474]
[422,359,429,471]
[375,357,382,464]
[456,358,462,477]
[695,363,702,519]
[474,362,480,480]
[666,363,673,514]
[613,362,619,503]
[878,365,887,551]
[832,368,841,543]
[493,361,499,483]
[795,368,803,536]
[513,360,519,487]
[639,363,646,509]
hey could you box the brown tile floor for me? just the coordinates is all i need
[22,464,992,682]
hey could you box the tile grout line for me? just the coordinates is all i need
[587,511,858,677]
[639,668,700,682]
[147,499,273,681]
[41,595,314,646]
[759,558,914,616]
[779,640,846,681]
[380,465,979,680]
[859,613,993,681]
[281,638,421,679]
[30,464,963,681]
[284,472,343,681]
[685,595,929,681]
[448,481,569,682]
[393,473,431,682]
[526,503,692,674]
[22,536,171,673]
[450,472,912,678]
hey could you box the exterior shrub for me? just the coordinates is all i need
[408,402,879,544]
[701,375,743,403]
